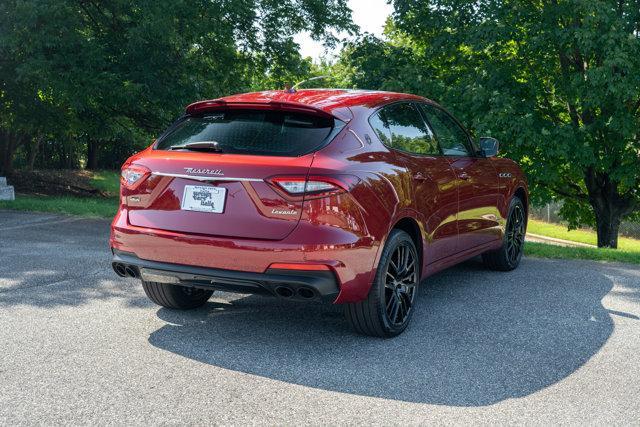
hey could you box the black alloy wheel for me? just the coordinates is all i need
[345,229,420,337]
[482,196,526,271]
[384,242,418,325]
[505,202,525,265]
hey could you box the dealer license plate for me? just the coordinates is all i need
[181,185,226,214]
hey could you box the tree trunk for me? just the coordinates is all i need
[584,168,633,249]
[87,140,98,170]
[0,131,17,176]
[27,137,41,171]
[593,204,622,248]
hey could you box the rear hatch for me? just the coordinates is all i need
[123,107,344,241]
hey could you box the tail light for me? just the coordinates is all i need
[268,175,358,199]
[121,165,150,190]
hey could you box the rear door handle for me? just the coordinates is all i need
[413,172,428,180]
[458,172,470,180]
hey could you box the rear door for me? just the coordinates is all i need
[419,104,502,250]
[370,102,458,263]
[124,108,343,241]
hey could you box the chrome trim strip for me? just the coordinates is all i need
[152,172,263,182]
[348,129,365,149]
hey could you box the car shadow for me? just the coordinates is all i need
[148,257,619,406]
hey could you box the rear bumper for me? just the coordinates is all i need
[110,208,380,303]
[112,250,339,302]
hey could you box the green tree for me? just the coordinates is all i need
[0,0,355,171]
[337,1,640,248]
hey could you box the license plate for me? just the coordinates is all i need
[181,185,226,213]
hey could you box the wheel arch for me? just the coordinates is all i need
[514,186,528,226]
[390,216,423,275]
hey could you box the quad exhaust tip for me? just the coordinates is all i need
[274,286,294,298]
[297,287,316,299]
[274,285,316,300]
[112,262,127,277]
[112,262,140,279]
[125,265,140,278]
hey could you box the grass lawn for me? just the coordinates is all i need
[0,195,118,218]
[0,170,120,218]
[526,219,640,264]
[525,241,640,265]
[89,170,120,195]
[528,219,640,252]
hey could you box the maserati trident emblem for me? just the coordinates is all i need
[184,167,224,176]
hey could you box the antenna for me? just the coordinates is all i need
[286,75,332,93]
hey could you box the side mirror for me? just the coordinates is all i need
[479,137,499,157]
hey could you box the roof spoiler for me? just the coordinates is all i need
[185,99,351,122]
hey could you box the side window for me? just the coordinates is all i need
[369,103,440,155]
[420,104,472,156]
[368,112,392,146]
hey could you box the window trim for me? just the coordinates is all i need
[367,101,443,158]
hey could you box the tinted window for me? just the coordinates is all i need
[368,113,392,146]
[156,110,343,157]
[420,104,472,156]
[369,103,440,155]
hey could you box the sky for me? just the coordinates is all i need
[293,0,394,61]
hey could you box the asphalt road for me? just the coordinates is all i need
[1,210,639,424]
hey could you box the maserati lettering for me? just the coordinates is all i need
[184,167,224,176]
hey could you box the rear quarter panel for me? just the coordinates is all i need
[309,118,420,302]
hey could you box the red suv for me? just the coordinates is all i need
[110,89,527,337]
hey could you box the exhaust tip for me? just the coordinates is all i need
[297,287,316,299]
[112,263,127,277]
[274,286,294,298]
[124,265,140,278]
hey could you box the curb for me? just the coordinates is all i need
[526,233,596,248]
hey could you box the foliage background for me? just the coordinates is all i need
[1,0,639,247]
[328,0,640,247]
[0,0,355,171]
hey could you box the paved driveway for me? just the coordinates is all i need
[1,210,639,424]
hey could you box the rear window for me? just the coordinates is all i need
[155,109,344,156]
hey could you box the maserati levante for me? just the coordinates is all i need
[110,89,528,337]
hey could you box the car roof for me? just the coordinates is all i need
[186,89,429,121]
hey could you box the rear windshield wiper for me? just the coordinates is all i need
[169,141,223,152]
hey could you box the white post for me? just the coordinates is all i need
[0,177,15,201]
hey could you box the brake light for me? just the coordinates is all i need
[275,179,336,195]
[269,175,354,198]
[121,165,150,190]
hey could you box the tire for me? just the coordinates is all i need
[142,281,213,309]
[482,196,526,271]
[345,229,420,338]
